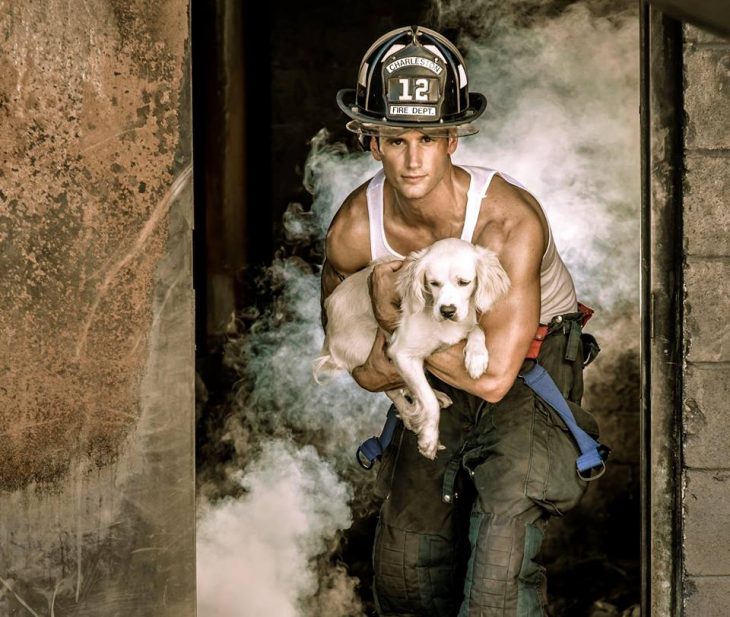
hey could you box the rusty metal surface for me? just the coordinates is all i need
[0,1,195,614]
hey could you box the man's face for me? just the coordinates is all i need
[370,129,458,200]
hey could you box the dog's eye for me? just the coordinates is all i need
[429,281,442,288]
[457,279,471,287]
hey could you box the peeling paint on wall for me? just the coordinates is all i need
[0,1,194,614]
[0,0,189,490]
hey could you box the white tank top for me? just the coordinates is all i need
[366,166,577,324]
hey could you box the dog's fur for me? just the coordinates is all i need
[315,238,510,459]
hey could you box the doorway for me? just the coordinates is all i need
[192,2,643,615]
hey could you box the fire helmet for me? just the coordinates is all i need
[337,26,487,137]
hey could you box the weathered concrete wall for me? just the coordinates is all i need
[682,23,730,617]
[0,1,194,615]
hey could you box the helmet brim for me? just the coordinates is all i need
[336,88,487,137]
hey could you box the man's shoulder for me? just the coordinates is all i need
[475,174,546,255]
[331,180,369,227]
[485,173,538,213]
[326,181,372,275]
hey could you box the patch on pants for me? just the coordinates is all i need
[459,513,546,617]
[517,522,547,614]
[373,521,463,616]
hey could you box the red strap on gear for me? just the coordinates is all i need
[525,302,595,360]
[525,325,549,360]
[577,302,594,326]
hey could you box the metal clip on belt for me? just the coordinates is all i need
[356,406,399,469]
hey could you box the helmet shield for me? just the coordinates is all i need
[337,26,486,137]
[382,45,447,122]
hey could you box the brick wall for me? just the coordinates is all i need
[682,23,730,617]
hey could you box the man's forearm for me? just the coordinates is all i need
[368,260,403,333]
[350,329,406,392]
[426,342,516,403]
[352,363,405,392]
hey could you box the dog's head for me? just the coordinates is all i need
[398,238,510,321]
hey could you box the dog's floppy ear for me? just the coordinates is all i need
[473,246,511,313]
[397,247,429,314]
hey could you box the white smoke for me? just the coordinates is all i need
[220,252,389,472]
[197,1,639,614]
[197,440,362,617]
[300,135,380,240]
[438,1,640,316]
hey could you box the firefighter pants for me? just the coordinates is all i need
[372,323,598,616]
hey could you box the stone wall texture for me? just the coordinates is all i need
[0,1,195,615]
[682,23,730,616]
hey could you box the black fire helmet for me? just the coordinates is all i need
[337,25,487,138]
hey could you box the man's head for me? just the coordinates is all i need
[337,26,486,139]
[369,129,458,200]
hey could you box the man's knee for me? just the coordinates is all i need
[459,510,547,617]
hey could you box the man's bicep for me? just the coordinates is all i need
[321,259,346,300]
[321,218,369,301]
[320,259,348,329]
[320,187,372,327]
[480,278,539,365]
[477,229,542,380]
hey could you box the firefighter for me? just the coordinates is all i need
[321,26,601,616]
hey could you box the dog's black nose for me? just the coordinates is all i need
[440,304,457,319]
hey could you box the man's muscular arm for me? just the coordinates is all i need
[320,185,406,391]
[426,214,543,403]
[320,259,346,330]
[351,329,404,391]
[320,184,371,315]
[367,260,403,333]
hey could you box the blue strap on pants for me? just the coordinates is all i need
[521,363,609,479]
[356,364,609,479]
[356,406,399,469]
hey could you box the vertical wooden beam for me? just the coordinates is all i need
[642,3,685,615]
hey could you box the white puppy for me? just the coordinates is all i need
[315,238,510,459]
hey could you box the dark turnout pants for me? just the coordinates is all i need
[372,322,597,617]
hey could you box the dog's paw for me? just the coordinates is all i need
[464,345,489,379]
[434,390,453,409]
[399,413,416,432]
[400,403,428,432]
[397,408,419,431]
[417,429,442,460]
[392,390,419,430]
[416,413,445,459]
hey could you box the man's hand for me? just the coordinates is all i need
[352,329,405,392]
[368,260,403,333]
